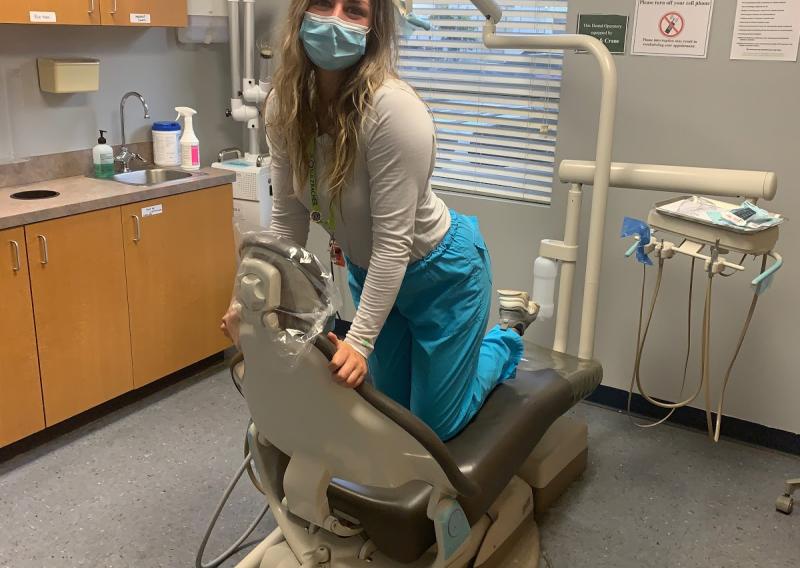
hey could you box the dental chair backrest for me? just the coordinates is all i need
[234,234,462,514]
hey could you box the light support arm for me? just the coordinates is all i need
[559,161,778,201]
[470,0,503,22]
[240,0,268,105]
[227,0,241,100]
[225,0,262,160]
[479,17,619,360]
[243,0,255,89]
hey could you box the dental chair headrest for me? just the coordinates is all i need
[237,232,340,337]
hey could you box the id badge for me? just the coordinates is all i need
[329,239,345,268]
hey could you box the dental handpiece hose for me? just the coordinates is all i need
[629,249,767,441]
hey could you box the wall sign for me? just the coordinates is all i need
[578,14,629,54]
[631,0,715,58]
[730,0,800,61]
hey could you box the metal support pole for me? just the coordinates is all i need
[481,23,618,360]
[228,0,241,99]
[553,183,583,353]
[243,0,255,90]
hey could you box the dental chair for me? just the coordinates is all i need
[229,233,602,568]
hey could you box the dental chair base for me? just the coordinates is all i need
[236,415,590,568]
[520,416,588,513]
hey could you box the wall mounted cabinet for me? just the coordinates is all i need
[25,1,102,25]
[1,3,31,24]
[1,0,187,27]
[100,0,188,27]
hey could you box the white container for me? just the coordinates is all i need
[532,257,557,319]
[37,58,100,93]
[152,121,182,167]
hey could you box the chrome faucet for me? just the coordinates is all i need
[116,91,151,172]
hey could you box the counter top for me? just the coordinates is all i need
[0,168,236,230]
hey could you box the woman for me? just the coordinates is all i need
[224,0,538,441]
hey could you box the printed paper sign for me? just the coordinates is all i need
[578,14,629,54]
[730,0,800,61]
[29,11,57,23]
[632,0,715,58]
[130,13,152,24]
[142,204,163,218]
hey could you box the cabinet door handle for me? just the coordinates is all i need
[10,240,21,272]
[132,215,142,243]
[88,0,95,14]
[37,235,49,265]
[110,0,118,14]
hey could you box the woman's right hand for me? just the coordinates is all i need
[220,302,241,348]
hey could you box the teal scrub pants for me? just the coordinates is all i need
[348,211,524,441]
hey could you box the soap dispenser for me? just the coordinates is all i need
[93,130,114,179]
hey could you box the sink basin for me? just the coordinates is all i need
[111,169,194,186]
[11,189,60,200]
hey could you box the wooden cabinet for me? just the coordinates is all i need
[0,228,45,447]
[100,0,187,27]
[0,184,233,447]
[1,0,186,26]
[0,3,30,23]
[121,185,234,387]
[26,208,133,426]
[11,1,101,25]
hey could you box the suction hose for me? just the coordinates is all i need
[195,429,269,568]
[627,257,698,428]
[628,252,766,441]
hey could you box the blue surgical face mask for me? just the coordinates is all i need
[300,12,369,71]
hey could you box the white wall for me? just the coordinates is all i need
[445,0,800,435]
[0,24,240,165]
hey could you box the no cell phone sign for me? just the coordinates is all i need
[660,12,684,37]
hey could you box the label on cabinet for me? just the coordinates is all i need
[142,204,163,218]
[130,13,152,24]
[30,11,57,23]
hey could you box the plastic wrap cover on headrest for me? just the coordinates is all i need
[234,230,342,366]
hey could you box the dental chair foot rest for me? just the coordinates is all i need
[518,416,588,513]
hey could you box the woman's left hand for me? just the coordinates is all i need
[327,332,368,388]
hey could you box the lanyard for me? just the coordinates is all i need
[308,137,336,233]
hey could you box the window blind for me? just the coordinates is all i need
[399,1,568,204]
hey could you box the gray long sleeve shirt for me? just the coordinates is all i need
[266,79,451,357]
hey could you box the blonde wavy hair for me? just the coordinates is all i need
[268,0,399,204]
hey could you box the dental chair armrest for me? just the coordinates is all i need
[314,336,481,499]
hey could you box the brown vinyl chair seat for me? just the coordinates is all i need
[326,352,602,563]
